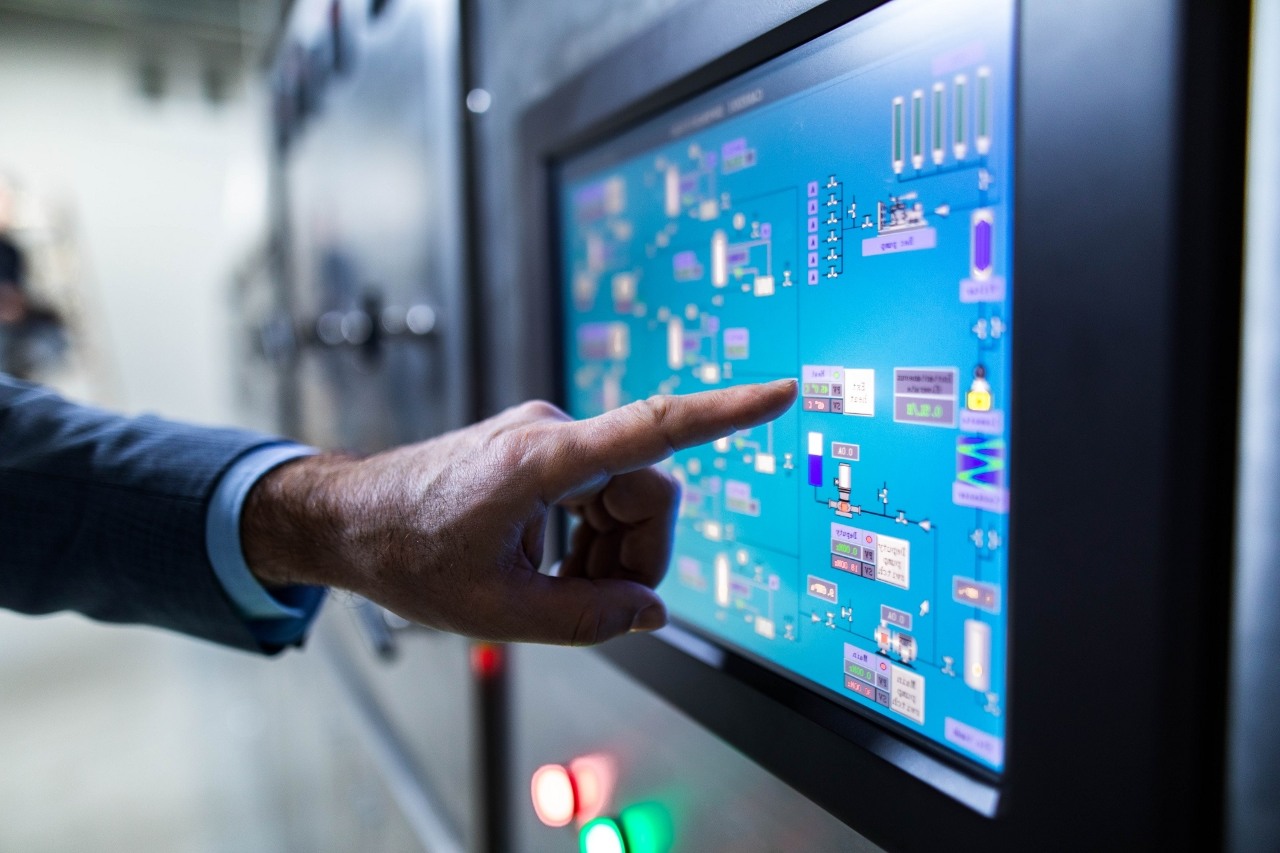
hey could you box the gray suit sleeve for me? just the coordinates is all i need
[0,373,282,651]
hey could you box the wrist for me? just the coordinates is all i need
[242,452,361,590]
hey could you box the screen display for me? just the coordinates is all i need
[558,0,1013,772]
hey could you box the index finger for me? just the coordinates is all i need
[540,379,797,501]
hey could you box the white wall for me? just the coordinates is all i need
[0,14,267,424]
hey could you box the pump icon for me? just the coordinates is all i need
[831,462,855,518]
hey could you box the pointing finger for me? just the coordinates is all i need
[539,379,796,502]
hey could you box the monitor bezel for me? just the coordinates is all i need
[515,0,1248,847]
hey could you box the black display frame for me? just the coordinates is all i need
[516,1,1250,848]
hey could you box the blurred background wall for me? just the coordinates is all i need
[0,5,358,853]
[0,2,278,420]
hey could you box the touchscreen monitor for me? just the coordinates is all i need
[558,0,1013,773]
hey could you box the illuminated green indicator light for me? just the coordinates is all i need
[581,817,626,853]
[834,542,855,556]
[620,802,675,853]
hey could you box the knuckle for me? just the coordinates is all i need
[635,395,678,456]
[640,393,674,427]
[518,399,568,422]
[499,421,577,481]
[492,402,531,425]
[495,429,538,468]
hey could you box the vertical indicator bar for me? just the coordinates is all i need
[711,229,728,287]
[964,619,992,692]
[891,96,905,174]
[714,553,731,607]
[666,318,684,370]
[911,89,924,169]
[976,66,992,154]
[931,82,945,165]
[807,431,824,487]
[953,74,968,160]
[664,165,680,217]
[601,373,620,411]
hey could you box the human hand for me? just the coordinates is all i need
[242,380,797,645]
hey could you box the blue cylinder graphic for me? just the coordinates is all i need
[807,432,824,487]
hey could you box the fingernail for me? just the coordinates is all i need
[630,605,667,633]
[769,378,798,391]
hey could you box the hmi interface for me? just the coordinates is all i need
[558,0,1013,771]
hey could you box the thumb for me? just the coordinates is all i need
[513,573,667,645]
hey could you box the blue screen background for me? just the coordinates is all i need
[558,0,1014,772]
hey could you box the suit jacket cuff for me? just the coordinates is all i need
[205,442,326,645]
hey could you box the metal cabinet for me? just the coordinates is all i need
[265,1,476,850]
[275,0,469,451]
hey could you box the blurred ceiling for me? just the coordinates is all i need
[0,0,288,54]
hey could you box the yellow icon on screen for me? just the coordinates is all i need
[966,364,993,412]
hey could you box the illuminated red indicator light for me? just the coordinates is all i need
[531,763,578,827]
[568,754,617,822]
[470,643,503,678]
